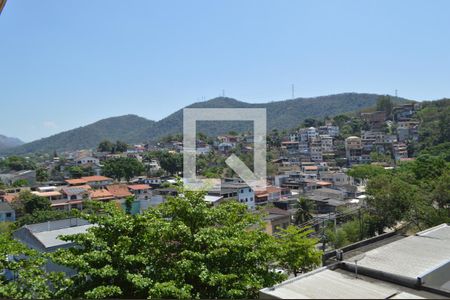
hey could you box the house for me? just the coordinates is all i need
[13,218,92,253]
[218,142,234,152]
[13,218,93,274]
[345,136,363,166]
[393,142,408,161]
[303,194,346,214]
[0,170,36,186]
[75,156,100,166]
[54,185,91,211]
[106,184,133,199]
[89,189,115,201]
[319,171,354,187]
[260,224,450,299]
[31,190,62,201]
[319,124,340,137]
[128,184,152,201]
[208,182,256,210]
[313,187,346,201]
[0,202,15,222]
[262,207,292,235]
[281,141,299,153]
[361,111,386,129]
[65,176,113,188]
[309,139,323,162]
[319,135,334,153]
[393,103,416,121]
[255,186,286,205]
[302,165,319,175]
[204,195,226,207]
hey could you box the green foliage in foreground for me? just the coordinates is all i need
[1,189,322,299]
[364,154,450,233]
[0,234,71,299]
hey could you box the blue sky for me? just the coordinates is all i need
[1,0,449,142]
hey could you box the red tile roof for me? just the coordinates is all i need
[89,189,114,200]
[82,176,113,182]
[304,166,319,171]
[128,184,151,191]
[107,184,133,198]
[66,178,88,185]
[2,194,17,203]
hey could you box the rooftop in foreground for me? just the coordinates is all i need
[260,223,450,299]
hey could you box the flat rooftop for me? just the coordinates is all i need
[260,224,450,299]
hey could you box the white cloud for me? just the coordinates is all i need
[43,121,58,129]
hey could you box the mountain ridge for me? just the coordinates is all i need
[2,93,411,155]
[0,134,24,151]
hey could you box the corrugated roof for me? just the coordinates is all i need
[261,268,401,299]
[345,224,450,280]
[33,224,93,249]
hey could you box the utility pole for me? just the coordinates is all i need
[222,89,225,97]
[291,84,295,99]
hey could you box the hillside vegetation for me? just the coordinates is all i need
[3,93,408,154]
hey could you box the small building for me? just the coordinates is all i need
[0,202,15,222]
[106,184,133,200]
[13,218,92,253]
[89,189,115,202]
[0,170,36,186]
[262,207,292,236]
[128,184,152,201]
[65,176,113,188]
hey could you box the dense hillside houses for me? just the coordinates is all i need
[0,96,448,300]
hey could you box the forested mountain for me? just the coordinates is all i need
[0,134,24,150]
[2,115,154,155]
[3,93,409,154]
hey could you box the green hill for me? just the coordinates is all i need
[0,134,24,151]
[3,115,154,155]
[3,93,410,155]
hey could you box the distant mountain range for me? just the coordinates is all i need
[2,93,410,155]
[0,134,24,151]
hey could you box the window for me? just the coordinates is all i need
[6,213,11,218]
[240,189,244,193]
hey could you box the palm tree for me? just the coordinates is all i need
[294,197,314,225]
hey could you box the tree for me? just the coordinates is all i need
[0,234,71,299]
[114,141,128,153]
[2,156,35,172]
[51,190,290,299]
[102,157,144,182]
[124,195,135,215]
[276,226,322,277]
[347,164,386,181]
[365,174,414,233]
[15,209,76,227]
[376,95,393,118]
[14,191,51,216]
[12,179,29,187]
[68,166,84,179]
[158,152,183,175]
[36,167,49,182]
[293,197,314,225]
[98,140,114,153]
[333,114,351,128]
